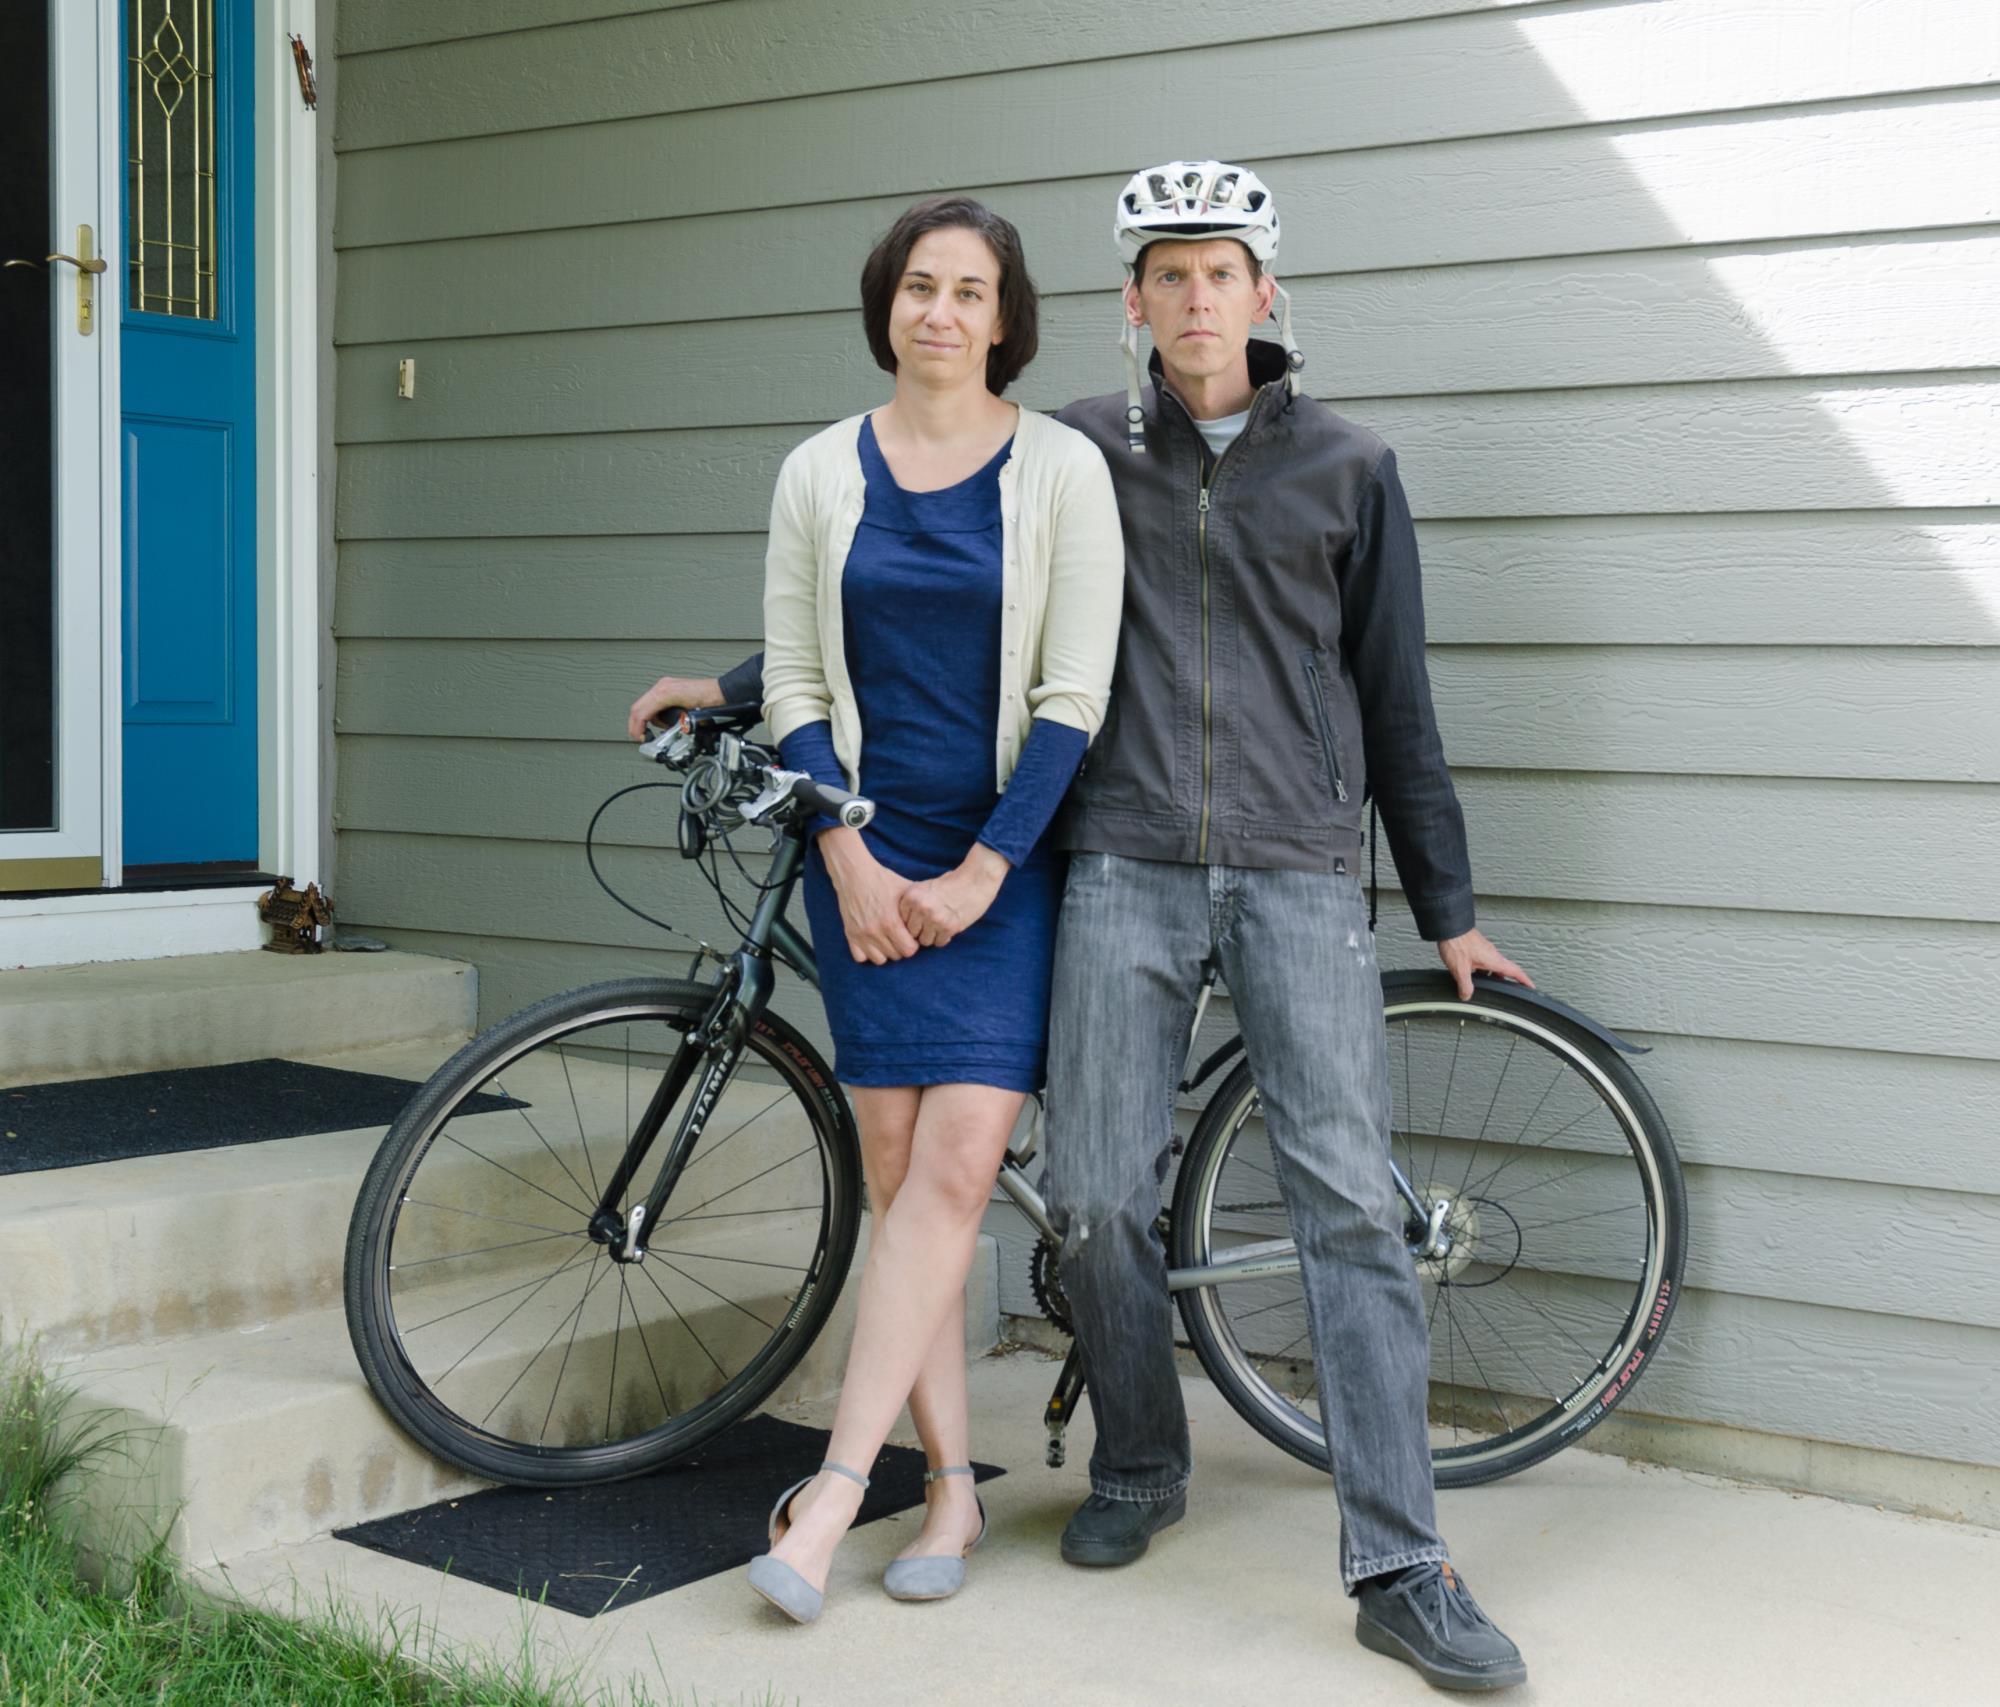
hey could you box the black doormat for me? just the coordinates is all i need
[0,1057,522,1175]
[335,1413,1005,1618]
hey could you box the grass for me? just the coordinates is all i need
[0,1342,790,1707]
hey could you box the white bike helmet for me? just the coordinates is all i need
[1113,160,1303,450]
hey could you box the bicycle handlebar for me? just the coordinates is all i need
[639,713,876,832]
[789,775,874,830]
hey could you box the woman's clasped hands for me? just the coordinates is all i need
[820,829,1008,962]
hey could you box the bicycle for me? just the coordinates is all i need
[345,705,1686,1493]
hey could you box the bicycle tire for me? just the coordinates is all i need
[1172,971,1686,1488]
[344,977,862,1487]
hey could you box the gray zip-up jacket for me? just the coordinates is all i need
[1052,341,1476,941]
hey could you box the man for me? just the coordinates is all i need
[629,160,1530,1691]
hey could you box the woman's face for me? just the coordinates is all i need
[886,226,1005,391]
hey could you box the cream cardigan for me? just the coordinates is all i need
[761,407,1125,793]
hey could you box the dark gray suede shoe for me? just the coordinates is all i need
[1058,1490,1186,1567]
[1355,1561,1527,1692]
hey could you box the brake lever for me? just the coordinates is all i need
[739,767,808,827]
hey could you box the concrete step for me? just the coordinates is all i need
[2,1036,848,1358]
[58,1228,1000,1570]
[3,1039,471,1357]
[0,949,475,1089]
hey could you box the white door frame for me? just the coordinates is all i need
[0,0,320,963]
[1,0,117,879]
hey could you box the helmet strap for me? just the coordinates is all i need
[1119,286,1148,453]
[1272,279,1304,397]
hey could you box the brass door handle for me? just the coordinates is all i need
[5,253,107,273]
[5,227,106,332]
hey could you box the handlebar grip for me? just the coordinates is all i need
[790,775,875,830]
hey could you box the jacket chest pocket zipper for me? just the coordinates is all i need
[1301,652,1349,804]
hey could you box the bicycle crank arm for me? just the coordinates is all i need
[1043,1343,1086,1469]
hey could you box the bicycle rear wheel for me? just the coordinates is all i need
[1172,972,1686,1487]
[345,978,861,1486]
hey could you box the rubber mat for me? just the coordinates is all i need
[0,1057,520,1174]
[335,1412,1005,1617]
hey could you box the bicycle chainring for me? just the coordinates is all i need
[1029,1236,1072,1336]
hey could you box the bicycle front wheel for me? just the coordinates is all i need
[1172,972,1686,1487]
[344,978,861,1486]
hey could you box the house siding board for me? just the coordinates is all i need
[333,236,2000,444]
[330,1,2000,1473]
[332,99,2000,340]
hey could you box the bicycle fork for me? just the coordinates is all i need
[588,951,769,1263]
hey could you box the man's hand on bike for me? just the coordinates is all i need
[899,844,1008,948]
[627,673,724,741]
[1437,928,1533,1002]
[820,828,921,963]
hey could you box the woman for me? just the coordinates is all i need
[747,196,1122,1621]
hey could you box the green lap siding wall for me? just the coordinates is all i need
[327,0,2000,1499]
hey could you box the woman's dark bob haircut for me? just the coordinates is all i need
[859,196,1040,395]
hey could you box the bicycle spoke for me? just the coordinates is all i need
[1445,1283,1558,1417]
[1453,1036,1518,1203]
[495,1082,600,1215]
[1442,1300,1512,1439]
[663,1144,817,1225]
[476,1252,605,1428]
[604,1267,625,1442]
[416,1242,597,1359]
[537,1257,611,1445]
[636,1260,730,1384]
[441,1130,591,1221]
[391,1230,586,1271]
[652,1256,780,1333]
[646,1247,809,1273]
[618,1268,674,1422]
[678,1087,798,1179]
[400,1200,581,1237]
[556,1044,603,1202]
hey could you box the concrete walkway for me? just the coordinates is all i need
[206,1348,1991,1706]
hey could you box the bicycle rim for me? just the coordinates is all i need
[345,980,860,1485]
[1175,980,1685,1486]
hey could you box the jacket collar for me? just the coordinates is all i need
[1146,337,1294,440]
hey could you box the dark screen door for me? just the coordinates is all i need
[0,3,55,833]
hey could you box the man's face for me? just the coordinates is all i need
[1124,238,1275,387]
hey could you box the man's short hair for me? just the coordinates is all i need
[859,196,1040,396]
[1133,236,1265,286]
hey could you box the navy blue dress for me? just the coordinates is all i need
[779,418,1087,1092]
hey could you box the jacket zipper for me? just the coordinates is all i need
[1162,382,1262,865]
[1197,482,1214,861]
[1301,651,1349,803]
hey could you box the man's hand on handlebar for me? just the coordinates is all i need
[628,673,724,741]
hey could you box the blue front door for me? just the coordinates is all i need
[119,0,256,868]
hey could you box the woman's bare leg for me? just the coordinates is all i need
[766,1081,1022,1589]
[843,1089,984,1562]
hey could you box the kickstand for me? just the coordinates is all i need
[1043,1343,1086,1468]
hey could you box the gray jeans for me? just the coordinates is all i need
[1044,851,1448,1591]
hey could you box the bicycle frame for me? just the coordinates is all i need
[604,731,1439,1285]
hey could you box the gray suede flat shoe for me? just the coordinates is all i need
[882,1465,987,1602]
[746,1460,870,1625]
